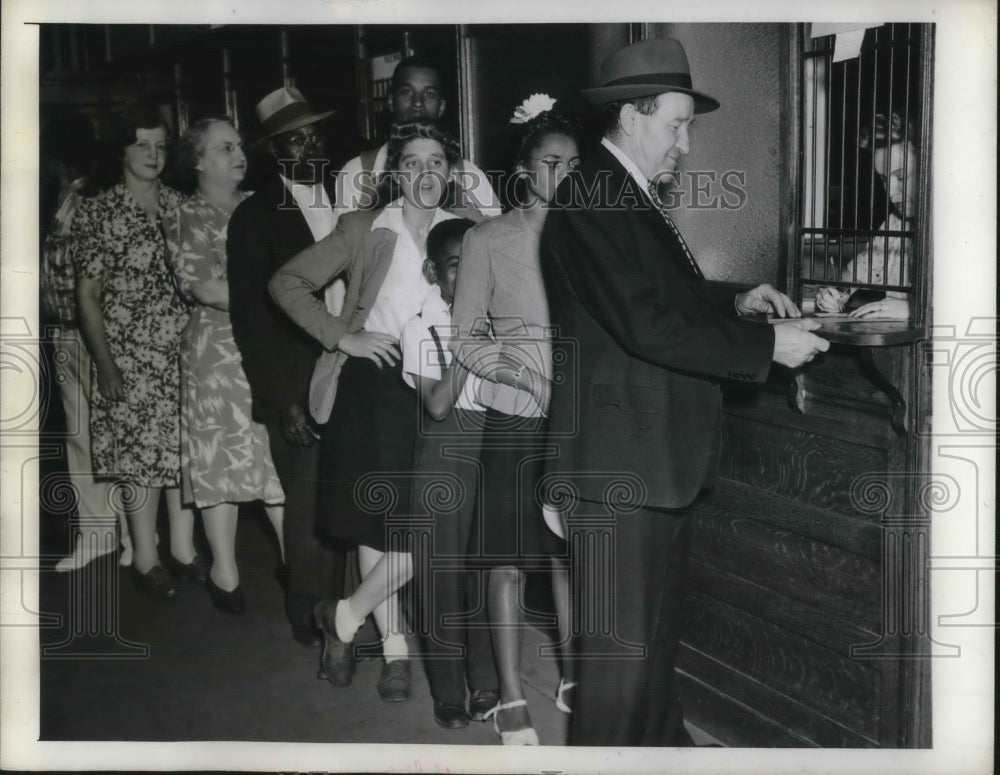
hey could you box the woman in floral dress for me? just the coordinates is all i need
[164,118,284,614]
[74,105,200,600]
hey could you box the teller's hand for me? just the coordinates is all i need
[849,297,911,320]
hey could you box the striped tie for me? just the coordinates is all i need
[647,181,705,280]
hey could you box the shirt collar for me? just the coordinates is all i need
[420,284,451,323]
[371,198,458,236]
[601,136,652,193]
[279,174,328,196]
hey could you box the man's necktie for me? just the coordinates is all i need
[647,180,705,280]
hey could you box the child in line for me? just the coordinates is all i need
[400,218,499,729]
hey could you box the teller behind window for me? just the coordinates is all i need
[815,108,919,321]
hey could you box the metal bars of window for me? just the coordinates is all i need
[798,24,922,298]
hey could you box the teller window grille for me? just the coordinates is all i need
[796,23,933,323]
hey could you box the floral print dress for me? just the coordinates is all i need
[163,191,284,509]
[72,182,187,487]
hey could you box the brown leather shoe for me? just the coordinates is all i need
[314,601,355,687]
[377,660,411,702]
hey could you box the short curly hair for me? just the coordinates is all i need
[173,117,235,181]
[384,119,462,173]
[514,108,583,168]
[426,217,476,269]
[374,119,463,207]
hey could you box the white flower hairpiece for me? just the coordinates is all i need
[510,93,557,125]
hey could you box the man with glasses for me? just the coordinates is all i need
[227,86,347,647]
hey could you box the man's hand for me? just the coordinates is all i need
[736,283,801,318]
[772,319,830,368]
[280,403,318,447]
[337,331,400,368]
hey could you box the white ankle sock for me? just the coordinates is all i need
[382,632,409,662]
[334,599,364,643]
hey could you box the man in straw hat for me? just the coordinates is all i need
[228,86,347,647]
[539,37,829,746]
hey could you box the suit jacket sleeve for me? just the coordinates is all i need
[268,213,362,351]
[227,199,313,414]
[541,204,775,382]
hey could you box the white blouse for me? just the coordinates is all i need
[363,200,457,340]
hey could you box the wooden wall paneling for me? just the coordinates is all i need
[676,668,821,747]
[719,414,888,514]
[687,557,879,649]
[698,479,884,557]
[723,375,891,451]
[680,592,884,744]
[688,509,881,627]
[848,341,934,747]
[676,650,878,747]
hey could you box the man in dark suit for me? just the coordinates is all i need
[539,38,829,746]
[228,87,346,646]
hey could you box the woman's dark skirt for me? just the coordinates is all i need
[316,356,419,552]
[471,407,565,570]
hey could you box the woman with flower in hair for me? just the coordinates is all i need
[449,94,582,745]
[270,118,483,703]
[815,108,919,320]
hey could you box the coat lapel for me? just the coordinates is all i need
[263,173,338,250]
[350,226,396,330]
[593,145,714,307]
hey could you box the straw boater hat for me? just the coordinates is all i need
[582,38,720,114]
[254,86,336,139]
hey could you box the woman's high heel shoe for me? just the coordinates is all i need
[483,699,539,746]
[555,678,577,714]
[206,575,245,614]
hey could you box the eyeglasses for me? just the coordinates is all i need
[282,129,320,149]
[531,157,581,173]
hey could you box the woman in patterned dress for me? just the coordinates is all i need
[74,105,200,600]
[164,118,285,614]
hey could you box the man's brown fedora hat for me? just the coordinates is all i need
[582,38,720,114]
